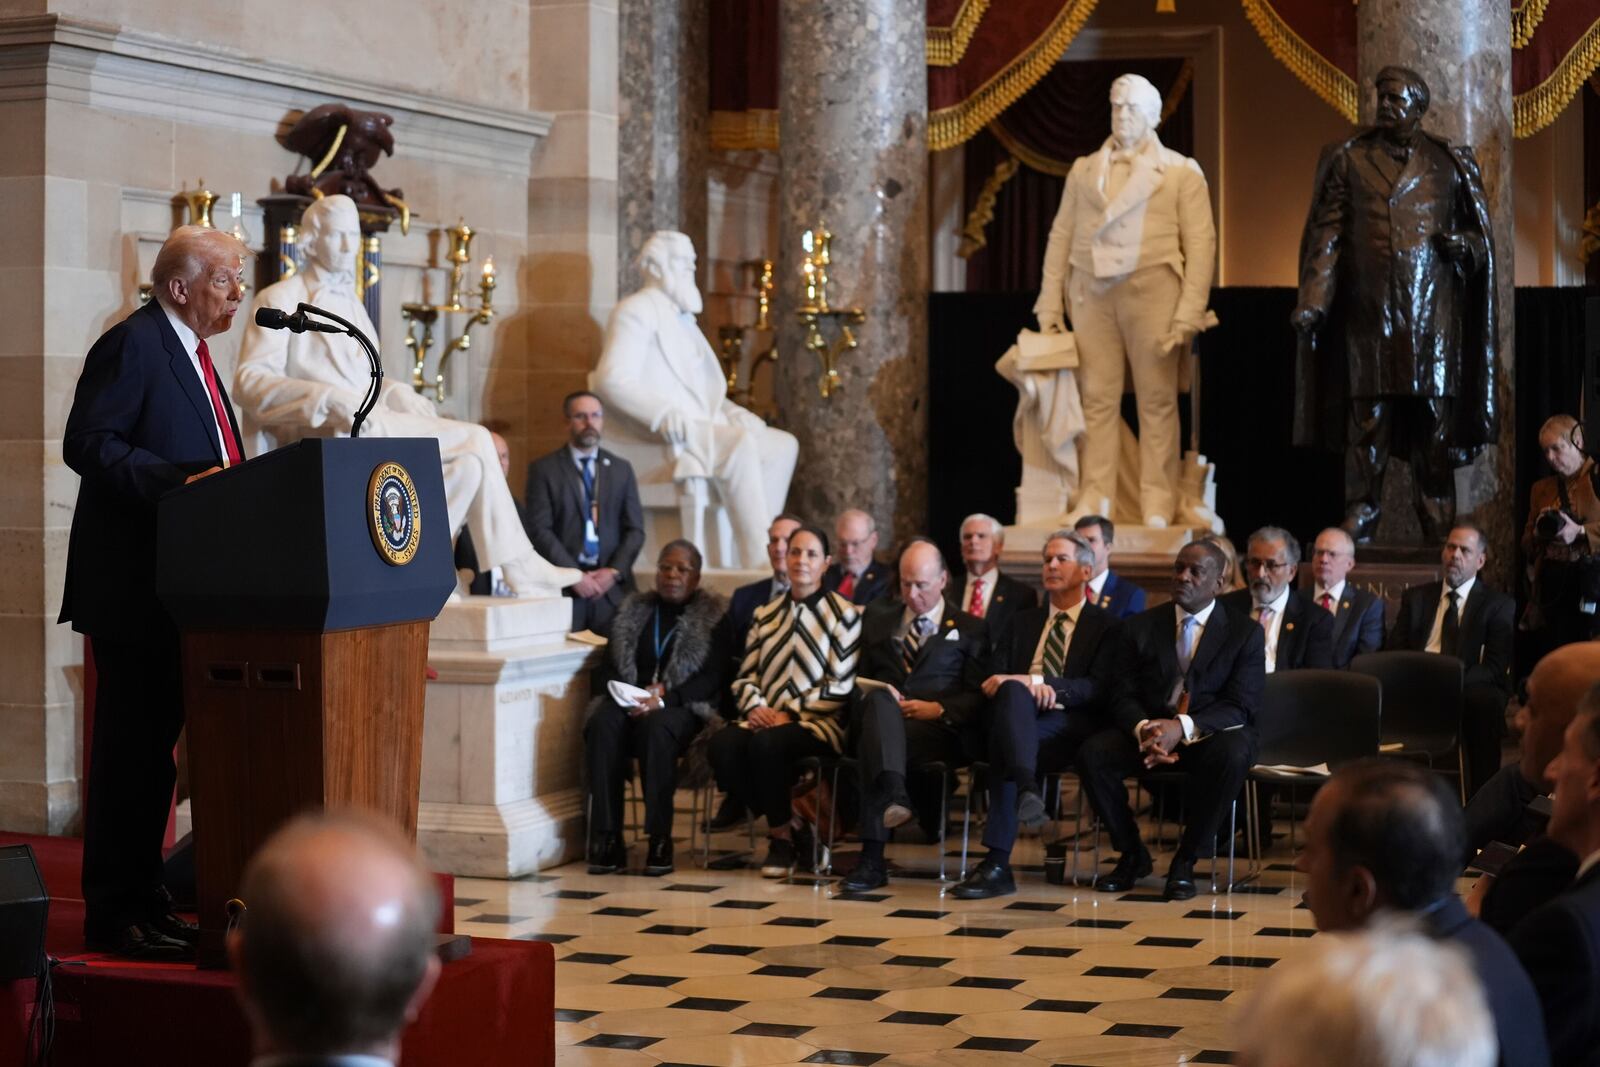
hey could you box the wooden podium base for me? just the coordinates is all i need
[183,620,429,968]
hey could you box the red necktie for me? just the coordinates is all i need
[968,577,986,617]
[1320,593,1334,614]
[196,339,242,466]
[838,571,856,599]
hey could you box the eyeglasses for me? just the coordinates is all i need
[1244,558,1293,573]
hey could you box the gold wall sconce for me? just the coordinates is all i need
[715,258,778,406]
[400,219,496,403]
[795,225,865,399]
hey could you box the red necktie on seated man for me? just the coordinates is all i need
[968,577,986,618]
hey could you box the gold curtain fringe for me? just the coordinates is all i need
[958,154,1021,258]
[928,0,1100,151]
[1512,0,1552,50]
[710,108,780,151]
[1160,58,1195,125]
[1239,0,1358,124]
[927,0,990,67]
[988,122,1072,176]
[1513,16,1600,137]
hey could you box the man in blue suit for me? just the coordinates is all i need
[1308,526,1385,668]
[1299,758,1551,1067]
[61,226,252,959]
[728,513,803,653]
[1074,514,1145,618]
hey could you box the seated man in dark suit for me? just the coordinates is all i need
[1075,514,1146,619]
[728,513,803,652]
[1308,526,1385,668]
[1510,685,1600,1065]
[950,531,1117,900]
[1386,523,1515,798]
[1297,758,1551,1067]
[952,512,1037,638]
[453,426,523,596]
[1076,540,1264,900]
[1220,525,1333,673]
[825,508,892,605]
[524,390,646,634]
[841,539,989,892]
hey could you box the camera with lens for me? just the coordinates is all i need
[1534,506,1577,542]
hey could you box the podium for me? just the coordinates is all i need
[157,437,454,966]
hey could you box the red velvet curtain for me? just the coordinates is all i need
[962,57,1194,292]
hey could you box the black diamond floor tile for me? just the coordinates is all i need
[824,935,887,947]
[1085,965,1154,978]
[1015,946,1080,958]
[663,883,720,893]
[554,1008,597,1022]
[1193,1051,1236,1063]
[578,1034,661,1050]
[1138,936,1201,947]
[562,951,626,965]
[755,964,822,977]
[813,987,883,1001]
[514,873,557,883]
[594,905,654,917]
[517,932,576,943]
[1070,918,1130,929]
[954,976,1022,989]
[1025,999,1097,1013]
[547,889,604,900]
[671,996,747,1012]
[957,1037,1036,1052]
[1186,909,1245,920]
[1104,1023,1182,1039]
[1163,987,1232,1001]
[831,891,891,902]
[695,942,762,956]
[886,908,948,919]
[1118,893,1170,903]
[882,1010,960,1026]
[613,973,682,987]
[640,924,704,936]
[1230,885,1283,894]
[882,955,953,968]
[453,896,486,907]
[1257,926,1315,938]
[736,1022,814,1038]
[767,916,829,927]
[945,926,1010,938]
[802,1052,887,1065]
[467,913,528,924]
[1211,955,1278,968]
[1005,900,1063,911]
[713,898,772,909]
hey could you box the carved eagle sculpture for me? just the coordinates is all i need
[282,103,407,226]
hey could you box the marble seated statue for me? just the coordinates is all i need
[233,194,579,597]
[590,231,797,569]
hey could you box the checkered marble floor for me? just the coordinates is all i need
[454,784,1333,1067]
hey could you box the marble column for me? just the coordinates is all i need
[1356,2,1515,573]
[774,0,928,542]
[618,0,710,295]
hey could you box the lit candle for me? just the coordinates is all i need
[481,255,496,287]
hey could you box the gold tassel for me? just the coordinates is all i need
[957,155,1021,259]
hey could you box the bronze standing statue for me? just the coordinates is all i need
[1292,66,1499,543]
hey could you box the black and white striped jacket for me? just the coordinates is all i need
[732,589,862,751]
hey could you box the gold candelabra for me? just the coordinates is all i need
[400,219,496,403]
[176,180,218,228]
[796,224,864,399]
[715,258,777,406]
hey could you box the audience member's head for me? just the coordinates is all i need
[1199,532,1243,591]
[151,225,252,339]
[1072,515,1115,578]
[1172,540,1226,613]
[1538,414,1586,478]
[1297,758,1464,931]
[656,540,702,605]
[1244,525,1300,607]
[230,812,441,1063]
[834,509,878,575]
[488,430,511,480]
[786,524,832,598]
[1441,523,1488,589]
[1238,923,1495,1067]
[765,514,803,579]
[1311,526,1357,591]
[898,538,949,616]
[1041,530,1094,605]
[563,391,603,449]
[1544,681,1600,859]
[959,514,1004,575]
[1519,644,1600,789]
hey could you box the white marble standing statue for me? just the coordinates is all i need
[1034,73,1217,529]
[234,195,579,596]
[590,231,797,568]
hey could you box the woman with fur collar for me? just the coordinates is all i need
[585,540,732,876]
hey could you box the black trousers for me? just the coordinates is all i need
[568,589,620,636]
[982,681,1100,852]
[584,700,703,838]
[1462,682,1510,802]
[706,722,834,829]
[81,632,185,933]
[1076,725,1256,865]
[853,690,965,842]
[1347,396,1455,538]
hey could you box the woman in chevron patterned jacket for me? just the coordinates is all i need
[708,523,864,877]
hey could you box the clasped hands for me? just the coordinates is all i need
[1138,718,1184,769]
[982,674,1057,710]
[747,705,796,730]
[572,568,619,600]
[628,682,666,717]
[873,685,944,722]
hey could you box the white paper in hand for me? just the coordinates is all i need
[607,680,653,706]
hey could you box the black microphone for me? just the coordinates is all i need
[253,307,342,334]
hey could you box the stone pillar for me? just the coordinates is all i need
[618,0,710,295]
[1356,2,1514,572]
[774,0,928,542]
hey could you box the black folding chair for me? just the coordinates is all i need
[1351,651,1465,801]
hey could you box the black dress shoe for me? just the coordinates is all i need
[644,836,674,876]
[587,833,626,875]
[759,838,796,878]
[840,853,888,893]
[86,920,196,962]
[703,794,747,833]
[148,908,199,945]
[1094,849,1154,893]
[949,859,1016,900]
[1164,858,1198,901]
[1017,787,1049,830]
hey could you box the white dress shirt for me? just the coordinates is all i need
[1087,570,1109,605]
[1311,579,1346,614]
[1425,576,1475,654]
[962,570,999,618]
[1029,599,1084,681]
[159,301,230,460]
[1578,849,1600,882]
[1252,587,1291,674]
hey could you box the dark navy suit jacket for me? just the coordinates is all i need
[1317,583,1386,668]
[1219,588,1334,672]
[729,575,783,654]
[1423,896,1552,1067]
[1092,570,1145,619]
[1107,600,1265,737]
[1511,860,1600,1065]
[824,560,892,605]
[854,599,990,730]
[60,300,244,642]
[989,601,1118,712]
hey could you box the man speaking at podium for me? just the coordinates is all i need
[60,225,252,959]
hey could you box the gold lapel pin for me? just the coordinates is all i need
[1342,601,1351,610]
[1285,622,1295,631]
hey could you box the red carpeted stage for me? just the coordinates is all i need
[0,834,554,1067]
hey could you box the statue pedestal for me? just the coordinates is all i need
[1001,520,1210,607]
[417,596,600,877]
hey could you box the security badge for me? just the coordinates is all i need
[368,461,421,566]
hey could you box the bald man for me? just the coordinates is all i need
[62,225,250,959]
[231,813,441,1067]
[841,540,989,892]
[825,509,891,605]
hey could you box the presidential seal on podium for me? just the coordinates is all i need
[368,461,421,565]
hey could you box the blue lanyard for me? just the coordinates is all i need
[652,607,678,675]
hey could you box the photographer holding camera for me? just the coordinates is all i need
[1522,414,1600,654]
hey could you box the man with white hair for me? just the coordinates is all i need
[235,195,579,597]
[953,513,1036,640]
[590,230,797,567]
[62,225,251,958]
[1035,73,1216,528]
